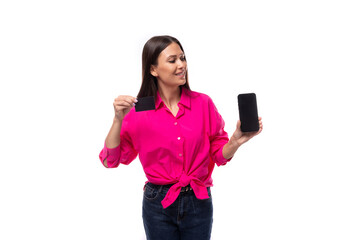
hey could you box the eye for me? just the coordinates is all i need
[168,56,186,63]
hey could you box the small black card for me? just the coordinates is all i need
[135,96,156,112]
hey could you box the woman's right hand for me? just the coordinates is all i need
[113,95,138,121]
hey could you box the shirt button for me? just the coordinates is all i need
[177,137,181,140]
[174,122,178,125]
[179,153,182,157]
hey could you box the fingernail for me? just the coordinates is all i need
[133,103,136,106]
[135,99,138,103]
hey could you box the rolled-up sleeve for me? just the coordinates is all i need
[208,97,233,166]
[99,116,138,168]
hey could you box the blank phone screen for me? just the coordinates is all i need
[237,93,259,132]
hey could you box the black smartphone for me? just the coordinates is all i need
[237,93,259,132]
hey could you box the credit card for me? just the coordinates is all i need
[135,96,156,112]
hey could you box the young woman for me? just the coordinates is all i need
[99,35,263,240]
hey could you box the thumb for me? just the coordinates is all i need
[236,120,241,130]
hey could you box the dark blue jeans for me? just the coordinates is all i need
[142,182,213,240]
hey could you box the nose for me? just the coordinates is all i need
[177,58,186,69]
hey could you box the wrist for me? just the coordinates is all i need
[113,116,123,124]
[229,136,241,148]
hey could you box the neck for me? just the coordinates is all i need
[158,85,182,108]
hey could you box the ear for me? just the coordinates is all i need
[150,65,158,77]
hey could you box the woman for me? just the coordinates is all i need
[99,35,263,240]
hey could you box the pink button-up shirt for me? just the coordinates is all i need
[99,87,233,208]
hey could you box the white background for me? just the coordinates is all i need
[1,0,359,239]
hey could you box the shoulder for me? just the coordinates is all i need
[187,89,221,115]
[186,89,213,104]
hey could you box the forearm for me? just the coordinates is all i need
[105,117,123,149]
[222,136,241,160]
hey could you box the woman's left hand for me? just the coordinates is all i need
[230,117,263,147]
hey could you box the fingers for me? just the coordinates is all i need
[257,116,263,134]
[113,96,137,108]
[114,95,137,104]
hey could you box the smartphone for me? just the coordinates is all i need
[237,93,259,132]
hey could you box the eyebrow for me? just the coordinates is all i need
[167,54,185,59]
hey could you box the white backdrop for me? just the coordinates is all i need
[1,0,359,239]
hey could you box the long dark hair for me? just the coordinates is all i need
[137,35,191,99]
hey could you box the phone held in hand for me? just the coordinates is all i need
[237,93,259,132]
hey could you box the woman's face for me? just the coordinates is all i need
[150,42,187,88]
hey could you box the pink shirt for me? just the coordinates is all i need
[99,87,233,208]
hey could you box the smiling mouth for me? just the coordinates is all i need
[175,71,186,77]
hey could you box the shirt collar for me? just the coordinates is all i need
[155,87,191,110]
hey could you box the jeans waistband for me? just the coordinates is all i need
[146,182,193,193]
